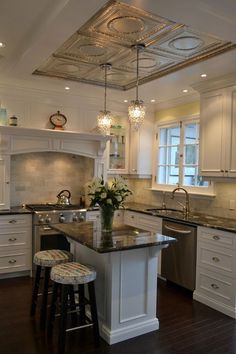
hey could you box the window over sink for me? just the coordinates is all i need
[152,116,214,195]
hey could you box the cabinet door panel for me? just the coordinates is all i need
[200,91,225,176]
[228,89,236,176]
[0,156,10,210]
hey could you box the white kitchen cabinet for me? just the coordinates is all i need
[0,155,10,210]
[0,214,32,277]
[193,226,236,318]
[200,86,236,177]
[86,209,124,224]
[107,118,153,177]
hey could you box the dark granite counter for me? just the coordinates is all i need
[124,202,236,233]
[52,222,176,253]
[0,206,32,215]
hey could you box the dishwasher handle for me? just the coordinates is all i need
[163,224,192,234]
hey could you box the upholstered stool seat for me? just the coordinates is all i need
[30,249,73,330]
[48,262,99,354]
[34,249,73,267]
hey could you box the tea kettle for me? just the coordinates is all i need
[56,190,71,205]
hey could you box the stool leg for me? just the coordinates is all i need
[58,285,69,354]
[88,282,100,347]
[30,265,41,316]
[68,285,77,325]
[40,267,50,330]
[78,284,85,325]
[47,281,59,337]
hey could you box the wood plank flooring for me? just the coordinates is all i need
[0,276,236,354]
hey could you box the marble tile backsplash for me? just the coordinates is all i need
[10,152,94,206]
[128,179,236,220]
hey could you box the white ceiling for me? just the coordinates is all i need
[0,0,236,109]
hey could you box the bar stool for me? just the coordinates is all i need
[48,262,100,354]
[30,249,73,329]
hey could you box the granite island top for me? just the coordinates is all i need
[124,202,236,233]
[52,222,176,253]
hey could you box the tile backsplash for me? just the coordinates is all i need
[10,152,94,206]
[128,178,236,219]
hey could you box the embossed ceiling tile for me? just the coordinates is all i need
[54,33,126,65]
[79,1,176,46]
[150,26,228,59]
[86,66,136,88]
[34,56,95,80]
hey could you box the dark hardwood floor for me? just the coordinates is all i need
[1,276,236,354]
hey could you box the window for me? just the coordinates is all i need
[153,117,213,195]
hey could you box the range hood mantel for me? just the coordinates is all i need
[0,126,109,158]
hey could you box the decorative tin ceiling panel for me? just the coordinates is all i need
[33,0,236,90]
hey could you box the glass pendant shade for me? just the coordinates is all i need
[97,63,112,135]
[128,44,145,129]
[128,99,146,130]
[97,110,112,135]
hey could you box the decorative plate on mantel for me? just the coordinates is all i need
[49,111,67,130]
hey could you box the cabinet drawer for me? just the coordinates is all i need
[114,210,124,224]
[196,267,235,307]
[197,243,235,277]
[198,226,236,250]
[86,211,100,222]
[0,214,32,228]
[0,229,31,249]
[0,249,31,273]
[124,211,162,232]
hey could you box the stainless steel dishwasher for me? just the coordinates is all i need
[161,219,197,291]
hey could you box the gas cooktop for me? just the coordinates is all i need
[26,204,85,211]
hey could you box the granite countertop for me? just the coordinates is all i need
[52,222,176,253]
[0,206,32,215]
[124,202,236,233]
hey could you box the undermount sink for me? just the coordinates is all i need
[145,208,183,215]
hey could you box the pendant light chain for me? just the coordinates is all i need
[136,45,139,101]
[104,64,107,112]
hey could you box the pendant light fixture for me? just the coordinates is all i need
[128,44,146,130]
[97,63,112,135]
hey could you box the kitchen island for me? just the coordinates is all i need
[52,221,176,345]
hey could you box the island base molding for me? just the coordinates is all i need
[193,291,236,319]
[101,318,159,345]
[73,243,166,344]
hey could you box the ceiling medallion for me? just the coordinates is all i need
[33,1,236,90]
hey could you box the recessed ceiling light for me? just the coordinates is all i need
[182,89,188,93]
[65,86,70,90]
[124,99,128,103]
[201,73,207,78]
[0,42,6,48]
[150,99,156,103]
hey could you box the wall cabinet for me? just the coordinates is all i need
[200,86,236,177]
[0,214,32,276]
[193,226,236,318]
[0,155,10,210]
[108,118,153,177]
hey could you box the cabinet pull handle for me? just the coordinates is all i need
[213,235,220,240]
[220,169,224,173]
[9,219,17,224]
[8,259,16,264]
[212,257,220,262]
[211,283,219,290]
[225,170,229,173]
[8,238,17,242]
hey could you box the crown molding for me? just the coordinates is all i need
[191,72,236,93]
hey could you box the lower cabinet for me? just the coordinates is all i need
[0,214,32,276]
[193,226,236,318]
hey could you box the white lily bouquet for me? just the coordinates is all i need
[87,176,132,232]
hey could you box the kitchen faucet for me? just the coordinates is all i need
[171,186,190,216]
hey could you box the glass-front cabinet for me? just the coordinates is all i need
[108,120,129,174]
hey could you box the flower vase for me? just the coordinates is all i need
[100,206,114,233]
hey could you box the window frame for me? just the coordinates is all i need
[152,115,214,196]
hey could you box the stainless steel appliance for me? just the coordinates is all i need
[26,204,86,256]
[161,219,197,291]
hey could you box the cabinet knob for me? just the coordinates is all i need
[213,235,220,240]
[9,219,17,224]
[220,169,224,173]
[131,215,134,219]
[8,238,17,242]
[225,170,229,173]
[211,283,219,290]
[212,256,220,262]
[8,259,16,264]
[6,181,10,184]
